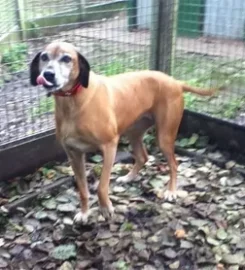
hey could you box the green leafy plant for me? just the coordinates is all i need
[49,244,76,260]
[219,97,245,119]
[120,222,134,232]
[143,132,155,146]
[184,92,198,110]
[28,22,42,38]
[31,97,55,118]
[94,59,135,76]
[1,43,28,72]
[174,55,245,119]
[113,260,129,270]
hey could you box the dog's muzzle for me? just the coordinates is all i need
[37,70,56,86]
[36,75,52,87]
[43,71,55,83]
[36,71,61,96]
[37,73,61,97]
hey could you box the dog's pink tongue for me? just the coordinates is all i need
[36,75,46,85]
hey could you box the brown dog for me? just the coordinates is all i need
[30,41,215,223]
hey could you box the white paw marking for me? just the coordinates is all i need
[164,190,177,202]
[116,174,135,183]
[100,203,115,220]
[73,211,90,224]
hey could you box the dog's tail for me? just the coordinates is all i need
[181,82,217,96]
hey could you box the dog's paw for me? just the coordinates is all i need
[164,190,177,202]
[116,174,134,183]
[99,202,115,220]
[73,211,90,225]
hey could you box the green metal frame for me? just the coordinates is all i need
[177,0,204,37]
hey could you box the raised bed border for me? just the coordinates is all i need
[24,0,127,38]
[179,110,245,152]
[1,110,245,181]
[0,131,65,181]
[0,0,127,52]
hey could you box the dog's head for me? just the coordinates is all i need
[30,42,90,95]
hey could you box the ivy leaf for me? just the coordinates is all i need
[91,155,103,163]
[49,244,76,260]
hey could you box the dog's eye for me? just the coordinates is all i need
[40,53,49,62]
[60,55,71,63]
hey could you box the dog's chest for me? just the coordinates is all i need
[63,137,95,153]
[58,120,95,153]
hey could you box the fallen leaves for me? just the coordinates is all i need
[216,263,225,270]
[0,198,8,206]
[1,144,245,269]
[174,229,187,239]
[39,167,57,180]
[49,244,76,260]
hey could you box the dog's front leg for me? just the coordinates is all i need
[98,139,118,219]
[67,151,90,224]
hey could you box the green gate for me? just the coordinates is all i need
[127,0,137,31]
[177,0,204,37]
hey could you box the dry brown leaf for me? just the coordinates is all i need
[0,198,8,206]
[216,263,224,270]
[156,189,165,199]
[158,164,169,173]
[174,229,187,239]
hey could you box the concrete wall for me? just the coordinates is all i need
[204,0,245,39]
[137,0,153,29]
[136,0,245,40]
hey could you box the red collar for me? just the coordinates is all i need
[53,83,82,97]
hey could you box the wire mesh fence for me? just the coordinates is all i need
[173,0,245,123]
[0,0,155,149]
[0,0,245,151]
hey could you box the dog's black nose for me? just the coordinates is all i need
[43,71,55,82]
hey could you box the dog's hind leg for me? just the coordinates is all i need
[117,116,153,183]
[117,136,148,183]
[155,98,184,201]
[158,134,178,202]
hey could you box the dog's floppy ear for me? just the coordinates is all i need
[30,52,41,86]
[77,52,90,88]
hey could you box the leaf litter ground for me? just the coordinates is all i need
[0,144,245,270]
